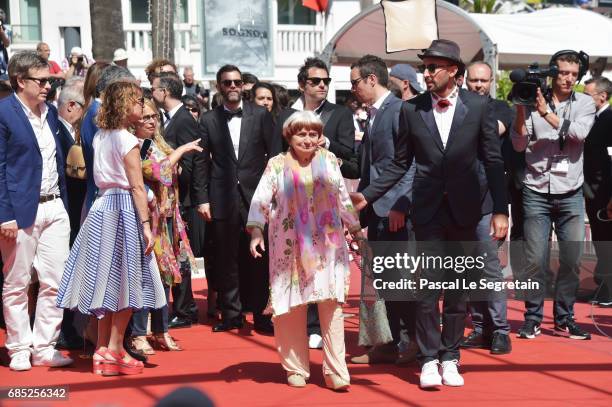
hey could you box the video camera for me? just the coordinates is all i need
[508,63,558,105]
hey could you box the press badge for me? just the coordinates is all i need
[551,155,570,174]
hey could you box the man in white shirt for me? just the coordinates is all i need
[0,50,73,371]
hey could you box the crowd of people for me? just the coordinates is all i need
[0,36,610,391]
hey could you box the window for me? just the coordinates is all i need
[131,0,149,23]
[13,0,41,42]
[277,0,316,25]
[131,0,188,24]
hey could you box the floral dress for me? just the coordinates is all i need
[247,149,361,316]
[141,140,197,286]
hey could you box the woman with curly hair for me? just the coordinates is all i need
[128,98,202,354]
[56,81,166,376]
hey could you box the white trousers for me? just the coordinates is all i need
[0,199,70,358]
[273,300,350,383]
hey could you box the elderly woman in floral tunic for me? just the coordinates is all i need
[248,110,365,390]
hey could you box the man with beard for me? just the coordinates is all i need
[192,65,281,333]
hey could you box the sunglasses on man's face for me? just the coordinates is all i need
[221,79,244,87]
[306,77,332,86]
[185,106,200,113]
[25,77,52,87]
[417,64,453,74]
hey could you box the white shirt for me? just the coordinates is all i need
[596,104,608,118]
[368,91,391,131]
[224,101,243,159]
[59,117,76,141]
[16,95,60,196]
[431,87,459,149]
[164,102,183,129]
[93,129,139,190]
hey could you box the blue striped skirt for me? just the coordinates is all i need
[57,188,166,318]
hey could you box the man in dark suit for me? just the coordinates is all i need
[151,73,201,328]
[274,57,356,348]
[54,77,88,350]
[351,40,508,388]
[346,55,418,366]
[0,51,73,371]
[460,61,512,355]
[192,64,281,333]
[584,77,612,306]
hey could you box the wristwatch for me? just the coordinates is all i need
[540,109,550,118]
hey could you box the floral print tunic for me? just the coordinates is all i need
[247,149,361,316]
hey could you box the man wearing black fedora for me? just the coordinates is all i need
[351,39,508,388]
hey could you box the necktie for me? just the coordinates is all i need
[163,111,170,120]
[437,99,451,109]
[224,108,243,121]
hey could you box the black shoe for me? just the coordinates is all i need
[554,318,591,340]
[490,332,512,354]
[123,337,148,363]
[55,332,85,350]
[168,317,192,329]
[253,317,274,335]
[460,331,491,349]
[213,316,244,332]
[517,320,541,339]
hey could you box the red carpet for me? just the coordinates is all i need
[1,269,611,407]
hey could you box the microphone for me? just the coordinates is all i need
[509,69,527,83]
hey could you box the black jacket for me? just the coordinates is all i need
[584,106,612,201]
[163,105,201,208]
[362,89,507,227]
[191,102,280,220]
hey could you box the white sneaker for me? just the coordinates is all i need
[419,359,442,388]
[32,350,74,367]
[441,360,464,386]
[308,334,323,349]
[9,351,31,371]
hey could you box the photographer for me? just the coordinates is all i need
[62,46,91,79]
[511,50,595,340]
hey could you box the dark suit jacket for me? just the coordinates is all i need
[362,89,507,227]
[192,102,280,220]
[163,104,201,208]
[275,99,355,175]
[584,106,612,201]
[0,94,68,228]
[357,93,415,225]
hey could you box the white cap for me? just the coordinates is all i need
[113,48,128,62]
[70,46,84,56]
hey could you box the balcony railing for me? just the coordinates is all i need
[275,24,324,65]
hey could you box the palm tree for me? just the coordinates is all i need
[89,0,124,61]
[150,0,175,61]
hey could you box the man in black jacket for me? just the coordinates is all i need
[584,77,612,306]
[351,40,508,388]
[152,73,201,329]
[192,65,281,333]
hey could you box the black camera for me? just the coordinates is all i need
[509,63,558,105]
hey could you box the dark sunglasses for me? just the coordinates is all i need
[221,79,244,87]
[25,77,51,87]
[186,106,200,113]
[417,64,453,74]
[135,97,145,106]
[307,77,332,86]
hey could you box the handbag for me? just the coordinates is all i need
[65,130,87,180]
[357,239,393,347]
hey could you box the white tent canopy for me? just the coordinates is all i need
[321,1,612,71]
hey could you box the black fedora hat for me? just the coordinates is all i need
[418,39,463,65]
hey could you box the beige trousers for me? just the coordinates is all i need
[273,300,349,383]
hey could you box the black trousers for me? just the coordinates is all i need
[211,210,270,322]
[413,201,477,365]
[66,177,87,246]
[171,206,201,322]
[585,192,612,301]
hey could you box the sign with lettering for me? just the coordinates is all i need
[203,0,273,78]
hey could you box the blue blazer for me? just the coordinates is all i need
[80,100,100,214]
[358,93,415,224]
[0,94,68,228]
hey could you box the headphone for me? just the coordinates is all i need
[549,50,589,82]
